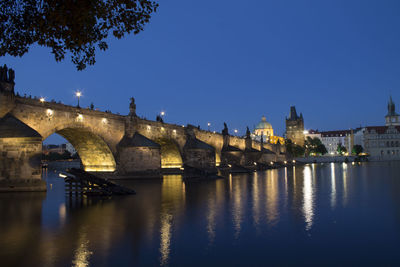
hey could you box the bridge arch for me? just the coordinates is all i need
[154,138,183,169]
[45,125,117,172]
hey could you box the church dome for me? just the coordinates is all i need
[255,116,272,130]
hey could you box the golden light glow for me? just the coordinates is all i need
[160,111,165,116]
[147,125,151,131]
[46,109,53,117]
[39,97,45,103]
[101,118,108,124]
[284,161,287,164]
[266,170,280,226]
[76,114,83,122]
[76,91,82,97]
[207,122,211,126]
[270,161,274,165]
[84,166,116,172]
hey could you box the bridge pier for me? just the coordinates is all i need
[116,132,161,176]
[182,126,217,174]
[0,114,46,191]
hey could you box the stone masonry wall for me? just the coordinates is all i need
[0,137,42,180]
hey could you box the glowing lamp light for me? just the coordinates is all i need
[147,125,151,131]
[303,130,308,134]
[270,161,274,165]
[39,97,45,103]
[75,91,82,107]
[46,109,53,117]
[292,160,296,163]
[284,161,287,164]
[77,114,83,121]
[234,129,238,134]
[173,129,177,134]
[160,111,165,116]
[228,164,232,168]
[207,122,211,126]
[102,118,108,124]
[253,162,257,166]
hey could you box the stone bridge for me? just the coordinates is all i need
[0,66,286,190]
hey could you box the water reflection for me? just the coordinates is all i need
[266,170,279,226]
[342,163,348,206]
[232,176,244,239]
[159,175,185,266]
[331,163,336,208]
[72,229,92,267]
[2,163,400,265]
[252,172,261,228]
[302,165,314,231]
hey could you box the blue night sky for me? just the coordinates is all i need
[2,0,400,143]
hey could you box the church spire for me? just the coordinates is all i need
[385,96,400,126]
[387,96,397,116]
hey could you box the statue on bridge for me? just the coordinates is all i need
[222,122,228,136]
[129,97,136,116]
[0,65,15,93]
[246,126,251,138]
[0,65,15,83]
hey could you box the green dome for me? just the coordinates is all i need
[255,116,272,130]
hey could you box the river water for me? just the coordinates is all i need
[1,162,400,266]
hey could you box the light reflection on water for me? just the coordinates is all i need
[302,165,314,231]
[1,162,400,266]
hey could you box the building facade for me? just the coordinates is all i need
[285,106,305,146]
[320,130,352,155]
[363,97,400,160]
[252,116,284,144]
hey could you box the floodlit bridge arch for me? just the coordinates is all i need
[154,138,183,169]
[47,127,117,172]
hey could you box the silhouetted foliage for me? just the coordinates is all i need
[0,0,158,70]
[337,143,347,155]
[352,144,363,155]
[285,138,305,157]
[304,136,327,156]
[43,151,79,161]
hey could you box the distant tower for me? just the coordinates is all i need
[385,96,400,126]
[285,106,304,146]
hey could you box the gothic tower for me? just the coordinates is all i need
[285,106,304,146]
[385,96,400,126]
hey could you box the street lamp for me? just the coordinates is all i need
[39,97,45,103]
[75,91,82,107]
[207,122,211,131]
[234,129,238,135]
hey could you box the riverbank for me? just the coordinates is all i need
[295,156,357,163]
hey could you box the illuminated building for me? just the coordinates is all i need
[285,106,305,146]
[253,116,285,144]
